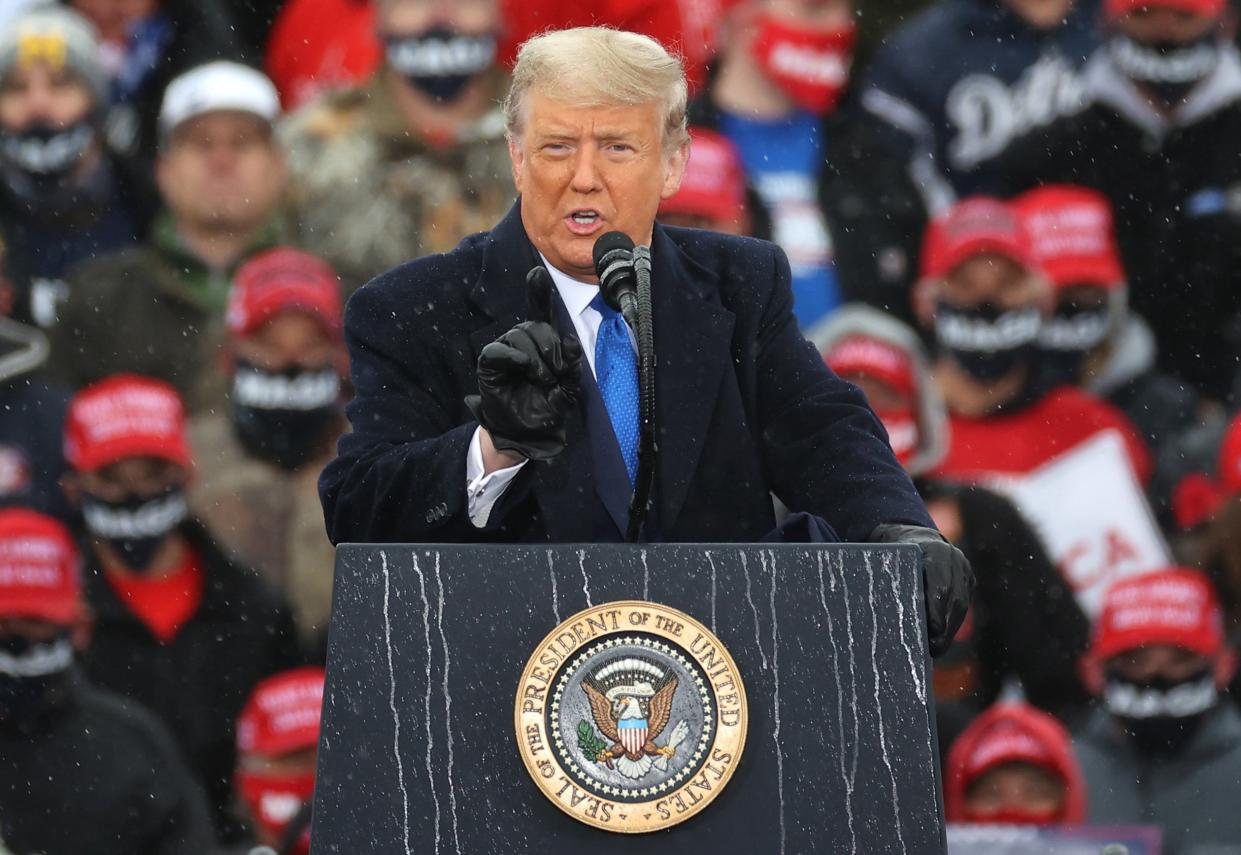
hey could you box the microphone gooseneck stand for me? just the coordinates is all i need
[627,246,656,543]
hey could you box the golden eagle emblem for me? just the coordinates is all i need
[579,656,690,780]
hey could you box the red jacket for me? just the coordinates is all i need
[945,703,1088,824]
[933,386,1152,484]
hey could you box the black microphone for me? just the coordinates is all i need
[592,231,639,330]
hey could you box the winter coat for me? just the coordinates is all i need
[0,677,215,855]
[1074,703,1241,855]
[860,0,1100,202]
[996,47,1241,401]
[78,520,300,843]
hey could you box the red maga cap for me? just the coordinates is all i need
[1105,0,1225,20]
[237,666,326,757]
[1092,568,1224,661]
[0,508,81,625]
[824,334,917,398]
[1016,185,1125,290]
[226,248,343,340]
[658,128,748,227]
[921,197,1034,279]
[64,375,191,473]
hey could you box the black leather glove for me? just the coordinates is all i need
[465,268,583,461]
[869,523,974,658]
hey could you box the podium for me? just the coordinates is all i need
[311,544,946,854]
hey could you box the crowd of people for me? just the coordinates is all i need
[0,0,1238,852]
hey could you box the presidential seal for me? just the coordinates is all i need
[515,601,747,834]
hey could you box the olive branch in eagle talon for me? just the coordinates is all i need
[576,656,689,779]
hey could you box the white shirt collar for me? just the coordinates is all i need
[538,253,600,319]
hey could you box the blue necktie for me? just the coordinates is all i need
[590,293,639,487]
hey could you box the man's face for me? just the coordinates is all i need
[963,762,1066,819]
[1108,643,1214,684]
[379,0,498,36]
[1117,5,1220,44]
[156,112,286,235]
[71,0,159,45]
[938,253,1040,313]
[0,63,93,132]
[510,91,688,281]
[232,311,342,375]
[75,456,186,503]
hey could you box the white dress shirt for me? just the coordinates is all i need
[465,255,634,527]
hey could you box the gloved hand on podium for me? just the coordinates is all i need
[869,523,975,658]
[466,267,583,461]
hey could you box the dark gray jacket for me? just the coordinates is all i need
[1074,703,1241,855]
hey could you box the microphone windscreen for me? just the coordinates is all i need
[592,231,635,276]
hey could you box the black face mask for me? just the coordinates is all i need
[81,486,187,572]
[385,27,498,103]
[934,301,1041,381]
[0,120,94,179]
[0,634,75,733]
[1104,668,1218,754]
[1109,31,1223,105]
[231,362,341,471]
[1040,303,1113,382]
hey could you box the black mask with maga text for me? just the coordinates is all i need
[1109,31,1224,105]
[1040,302,1114,382]
[1104,668,1218,754]
[81,486,187,572]
[934,300,1041,381]
[231,361,341,471]
[0,634,75,733]
[0,120,93,179]
[385,27,498,103]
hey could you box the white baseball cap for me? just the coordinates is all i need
[159,61,280,137]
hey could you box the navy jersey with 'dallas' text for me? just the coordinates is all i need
[860,0,1101,208]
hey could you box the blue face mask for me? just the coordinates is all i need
[385,27,497,103]
[0,120,93,178]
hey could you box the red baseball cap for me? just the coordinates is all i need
[824,335,917,398]
[921,197,1034,278]
[1217,411,1241,495]
[1105,0,1225,20]
[1092,568,1225,661]
[226,248,343,340]
[237,666,326,757]
[658,128,748,228]
[0,509,81,625]
[1016,186,1125,290]
[64,375,191,474]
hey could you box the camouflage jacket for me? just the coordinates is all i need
[279,74,517,291]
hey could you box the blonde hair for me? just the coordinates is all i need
[503,27,689,152]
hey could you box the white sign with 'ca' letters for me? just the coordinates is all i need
[989,429,1171,618]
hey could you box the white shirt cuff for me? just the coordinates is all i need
[466,427,526,528]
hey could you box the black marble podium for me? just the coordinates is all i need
[311,544,945,854]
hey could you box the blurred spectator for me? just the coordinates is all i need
[916,197,1151,483]
[0,508,215,854]
[232,667,325,855]
[1016,185,1199,459]
[62,375,299,842]
[265,0,381,110]
[49,60,286,413]
[1076,569,1241,853]
[817,305,1090,726]
[1192,413,1241,628]
[189,248,346,655]
[656,127,758,236]
[70,0,247,160]
[945,703,1087,825]
[860,0,1097,205]
[690,0,922,327]
[0,5,156,327]
[997,0,1241,401]
[0,235,71,521]
[280,0,516,291]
